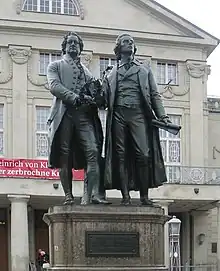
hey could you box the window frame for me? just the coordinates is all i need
[38,52,61,76]
[22,0,80,15]
[99,57,117,78]
[159,114,181,183]
[156,61,178,86]
[35,106,50,159]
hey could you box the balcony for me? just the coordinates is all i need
[166,166,220,185]
[170,265,217,271]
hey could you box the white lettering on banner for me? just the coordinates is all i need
[7,169,50,177]
[0,160,24,168]
[25,162,39,168]
[51,170,59,177]
[0,158,84,180]
[40,161,48,169]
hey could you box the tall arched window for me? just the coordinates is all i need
[22,0,80,16]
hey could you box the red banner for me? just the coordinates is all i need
[0,158,84,180]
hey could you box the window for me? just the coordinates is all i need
[99,57,117,78]
[0,105,3,156]
[36,106,50,158]
[22,0,79,15]
[39,52,61,75]
[159,115,181,183]
[157,62,177,85]
[98,109,107,157]
[212,243,217,253]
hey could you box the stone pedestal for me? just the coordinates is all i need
[43,205,169,271]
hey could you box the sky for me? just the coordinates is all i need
[155,0,220,97]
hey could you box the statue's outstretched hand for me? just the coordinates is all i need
[159,115,172,125]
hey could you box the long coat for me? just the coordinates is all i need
[47,54,103,169]
[103,59,167,191]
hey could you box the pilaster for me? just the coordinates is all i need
[80,51,93,69]
[9,45,31,158]
[89,54,101,79]
[190,209,209,264]
[186,60,210,166]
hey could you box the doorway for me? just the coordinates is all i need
[35,209,49,259]
[0,208,8,271]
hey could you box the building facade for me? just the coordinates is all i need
[0,0,220,270]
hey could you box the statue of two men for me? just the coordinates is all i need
[47,32,175,206]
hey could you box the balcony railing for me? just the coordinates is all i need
[169,265,217,271]
[166,166,220,185]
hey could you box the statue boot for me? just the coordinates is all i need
[98,157,109,202]
[81,172,90,205]
[119,164,131,205]
[91,177,110,205]
[138,166,154,206]
[140,190,154,206]
[81,168,109,205]
[59,168,74,205]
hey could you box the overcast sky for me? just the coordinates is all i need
[155,0,220,97]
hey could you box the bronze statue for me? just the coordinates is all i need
[47,32,109,205]
[102,33,177,206]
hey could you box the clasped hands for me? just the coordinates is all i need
[74,94,95,107]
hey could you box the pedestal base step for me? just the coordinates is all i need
[47,267,168,271]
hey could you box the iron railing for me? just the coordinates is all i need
[169,265,217,271]
[166,166,220,185]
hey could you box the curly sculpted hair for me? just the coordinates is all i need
[113,33,137,60]
[61,32,84,55]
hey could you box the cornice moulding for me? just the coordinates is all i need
[0,21,215,49]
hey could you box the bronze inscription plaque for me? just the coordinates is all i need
[85,231,140,257]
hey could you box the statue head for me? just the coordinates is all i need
[61,32,84,57]
[114,33,137,60]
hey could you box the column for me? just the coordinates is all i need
[186,61,210,166]
[160,200,174,268]
[216,202,220,269]
[8,194,30,271]
[8,45,31,157]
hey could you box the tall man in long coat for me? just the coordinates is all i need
[47,31,108,205]
[103,33,171,206]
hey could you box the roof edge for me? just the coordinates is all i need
[151,0,220,43]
